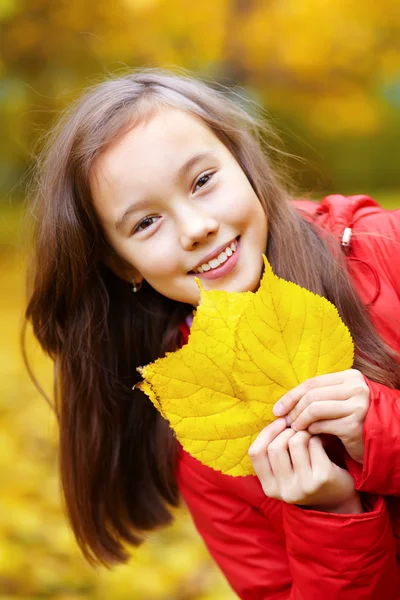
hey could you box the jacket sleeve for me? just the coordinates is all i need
[346,378,400,495]
[369,206,400,297]
[178,452,399,600]
[282,498,399,599]
[344,206,400,494]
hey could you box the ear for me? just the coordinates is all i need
[103,253,143,285]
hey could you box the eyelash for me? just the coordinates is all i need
[133,216,159,234]
[193,171,214,192]
[132,171,215,234]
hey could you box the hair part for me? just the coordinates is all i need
[25,68,400,566]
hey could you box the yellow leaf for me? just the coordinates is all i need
[138,256,354,477]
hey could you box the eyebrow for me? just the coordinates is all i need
[115,151,215,231]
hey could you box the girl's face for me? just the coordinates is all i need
[91,107,268,306]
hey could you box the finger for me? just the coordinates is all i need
[288,431,313,476]
[308,418,353,437]
[267,429,297,482]
[308,437,356,500]
[248,422,288,488]
[249,444,274,488]
[307,417,364,457]
[285,384,349,426]
[273,372,347,417]
[291,400,350,431]
[308,436,332,473]
[248,418,287,456]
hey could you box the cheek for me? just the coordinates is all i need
[131,238,180,280]
[224,187,266,229]
[219,169,263,215]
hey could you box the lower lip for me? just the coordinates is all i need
[192,239,240,280]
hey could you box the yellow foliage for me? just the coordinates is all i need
[138,256,354,476]
[308,91,381,135]
[2,0,400,148]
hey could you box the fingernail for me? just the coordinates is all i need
[273,403,284,416]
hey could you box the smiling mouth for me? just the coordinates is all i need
[189,237,240,274]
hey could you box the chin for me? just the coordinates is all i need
[235,269,263,294]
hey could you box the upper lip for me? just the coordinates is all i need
[189,237,238,272]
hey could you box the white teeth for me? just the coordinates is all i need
[218,251,228,263]
[209,258,220,269]
[193,239,238,273]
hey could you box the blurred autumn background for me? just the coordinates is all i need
[1,0,400,598]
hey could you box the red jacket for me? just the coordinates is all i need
[177,195,400,600]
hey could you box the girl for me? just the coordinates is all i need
[25,70,400,599]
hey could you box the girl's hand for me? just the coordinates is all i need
[273,370,370,464]
[248,419,362,513]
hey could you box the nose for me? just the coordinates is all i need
[178,206,219,250]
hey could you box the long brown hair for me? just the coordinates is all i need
[25,69,400,566]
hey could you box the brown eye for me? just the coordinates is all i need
[134,216,158,233]
[194,173,213,192]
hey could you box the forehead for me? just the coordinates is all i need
[91,107,223,187]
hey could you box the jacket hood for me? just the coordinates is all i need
[294,194,383,243]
